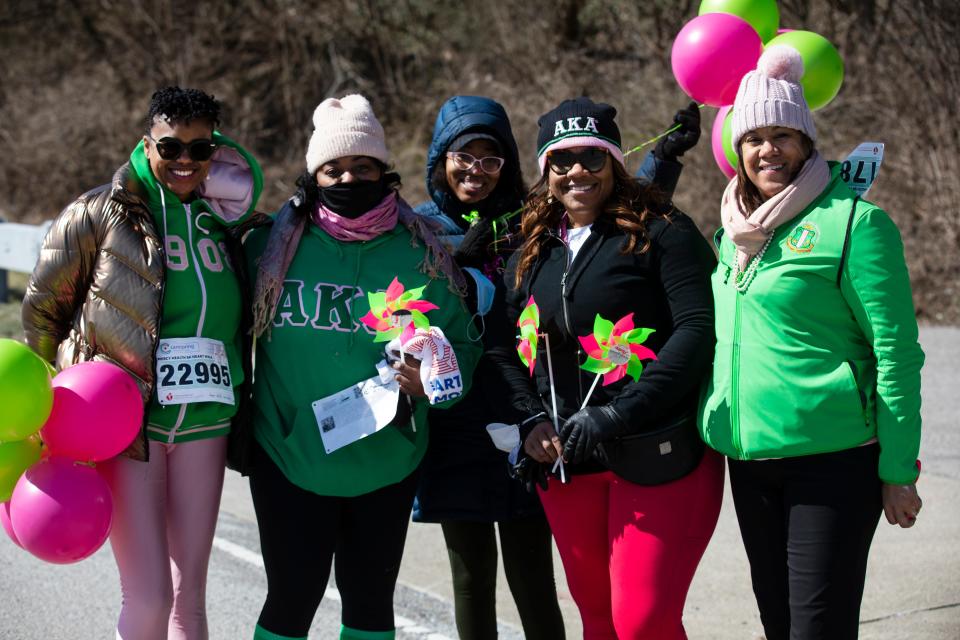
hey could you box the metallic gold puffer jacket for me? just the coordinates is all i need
[21,162,254,461]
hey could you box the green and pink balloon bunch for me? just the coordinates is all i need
[0,339,143,564]
[670,0,845,177]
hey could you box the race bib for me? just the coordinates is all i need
[155,337,235,406]
[840,142,884,197]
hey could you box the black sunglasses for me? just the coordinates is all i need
[148,135,217,162]
[547,148,608,174]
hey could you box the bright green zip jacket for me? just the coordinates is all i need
[130,133,263,443]
[699,164,923,484]
[244,216,481,497]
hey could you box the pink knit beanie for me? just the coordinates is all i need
[730,45,816,149]
[306,94,390,174]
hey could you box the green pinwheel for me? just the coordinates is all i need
[516,296,540,376]
[578,312,657,387]
[360,277,438,343]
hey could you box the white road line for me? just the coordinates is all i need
[212,536,455,640]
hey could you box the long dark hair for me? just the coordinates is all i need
[512,158,667,288]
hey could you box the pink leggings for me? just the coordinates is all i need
[538,448,724,640]
[100,437,227,640]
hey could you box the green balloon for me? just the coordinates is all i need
[0,435,42,501]
[699,0,780,43]
[0,339,54,442]
[722,109,739,168]
[765,30,844,110]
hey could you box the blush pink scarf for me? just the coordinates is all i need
[721,151,831,272]
[311,192,399,242]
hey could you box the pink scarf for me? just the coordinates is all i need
[721,151,831,272]
[312,192,399,242]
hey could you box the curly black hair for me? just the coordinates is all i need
[145,86,221,133]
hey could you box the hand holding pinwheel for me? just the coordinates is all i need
[360,277,439,431]
[558,313,657,464]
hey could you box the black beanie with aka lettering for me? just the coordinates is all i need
[536,97,624,174]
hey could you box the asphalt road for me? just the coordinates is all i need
[1,327,957,639]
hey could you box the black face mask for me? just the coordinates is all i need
[318,178,391,218]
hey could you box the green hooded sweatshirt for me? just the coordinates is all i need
[699,164,924,484]
[244,219,481,497]
[130,133,263,443]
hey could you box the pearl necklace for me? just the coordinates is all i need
[732,234,774,293]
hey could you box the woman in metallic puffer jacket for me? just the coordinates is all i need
[21,86,263,640]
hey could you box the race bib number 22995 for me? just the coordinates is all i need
[155,337,235,406]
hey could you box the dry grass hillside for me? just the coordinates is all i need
[1,0,957,321]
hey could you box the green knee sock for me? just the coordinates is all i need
[339,624,395,640]
[253,624,307,640]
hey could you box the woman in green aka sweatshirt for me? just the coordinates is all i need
[244,94,479,640]
[698,47,924,640]
[22,87,263,639]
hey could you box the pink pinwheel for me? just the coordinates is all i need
[516,296,540,376]
[578,313,657,386]
[360,277,438,343]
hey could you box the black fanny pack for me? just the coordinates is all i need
[594,407,705,485]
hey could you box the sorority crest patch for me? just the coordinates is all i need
[786,222,820,253]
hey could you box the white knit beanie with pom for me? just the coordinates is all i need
[305,94,389,174]
[731,45,816,149]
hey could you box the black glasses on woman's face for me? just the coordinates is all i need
[446,151,505,175]
[547,148,608,174]
[148,136,217,162]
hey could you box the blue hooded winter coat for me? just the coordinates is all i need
[414,96,540,523]
[416,95,524,239]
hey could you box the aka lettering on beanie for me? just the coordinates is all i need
[536,97,624,174]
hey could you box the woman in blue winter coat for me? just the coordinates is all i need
[413,95,566,640]
[413,95,700,638]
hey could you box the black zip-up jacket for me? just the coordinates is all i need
[489,211,716,474]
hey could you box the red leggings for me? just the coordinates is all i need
[539,449,724,639]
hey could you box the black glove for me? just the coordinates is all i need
[290,171,319,212]
[559,405,627,465]
[512,455,549,493]
[654,101,701,160]
[453,217,496,270]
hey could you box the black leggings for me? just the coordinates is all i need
[728,444,883,640]
[249,446,420,637]
[441,517,565,640]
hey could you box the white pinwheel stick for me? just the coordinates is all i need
[579,372,603,412]
[393,310,417,432]
[542,332,566,484]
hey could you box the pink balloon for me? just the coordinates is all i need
[711,105,737,178]
[41,361,143,462]
[1,500,22,548]
[671,13,764,106]
[9,457,112,564]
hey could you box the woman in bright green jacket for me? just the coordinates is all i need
[699,45,924,640]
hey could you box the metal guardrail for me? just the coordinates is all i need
[0,219,51,303]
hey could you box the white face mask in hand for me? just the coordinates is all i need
[485,422,522,465]
[486,422,520,452]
